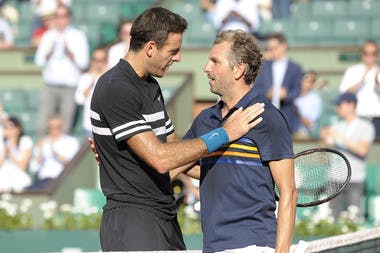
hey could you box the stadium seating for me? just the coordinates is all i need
[290,2,312,19]
[259,0,379,47]
[6,0,379,48]
[311,0,348,17]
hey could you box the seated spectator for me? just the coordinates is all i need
[210,0,260,34]
[294,71,322,138]
[75,47,108,137]
[107,19,133,68]
[0,13,14,49]
[319,93,375,219]
[339,40,380,139]
[28,114,79,190]
[0,117,33,193]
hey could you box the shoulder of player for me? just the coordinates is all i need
[195,103,220,121]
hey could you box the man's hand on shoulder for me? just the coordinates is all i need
[223,103,264,142]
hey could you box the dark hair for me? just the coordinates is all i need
[129,7,188,51]
[267,32,287,44]
[214,30,263,85]
[6,116,24,146]
[303,70,318,82]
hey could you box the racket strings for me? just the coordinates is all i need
[295,151,349,205]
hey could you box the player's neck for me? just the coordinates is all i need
[221,85,251,116]
[125,52,149,79]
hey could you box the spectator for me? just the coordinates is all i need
[31,9,56,48]
[34,4,89,137]
[28,114,80,190]
[75,47,108,137]
[320,93,375,219]
[294,70,322,138]
[107,19,133,68]
[0,12,13,49]
[0,117,33,193]
[30,0,71,40]
[254,32,303,133]
[339,40,380,139]
[210,0,260,34]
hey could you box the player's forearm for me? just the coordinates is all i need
[147,138,208,174]
[275,189,297,253]
[169,162,200,181]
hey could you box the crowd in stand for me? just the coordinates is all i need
[0,1,134,194]
[0,1,379,221]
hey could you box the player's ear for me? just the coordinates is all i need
[145,41,156,57]
[234,63,246,80]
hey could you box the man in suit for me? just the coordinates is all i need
[255,33,303,133]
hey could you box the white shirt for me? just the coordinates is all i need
[0,136,33,192]
[0,18,14,44]
[75,72,98,132]
[295,91,322,131]
[34,134,80,179]
[212,0,260,32]
[339,63,380,118]
[332,117,375,182]
[34,26,89,87]
[271,57,288,108]
[0,126,4,158]
[108,41,129,68]
[2,136,33,169]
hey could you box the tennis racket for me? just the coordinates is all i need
[275,148,351,207]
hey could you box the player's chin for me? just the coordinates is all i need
[156,68,169,78]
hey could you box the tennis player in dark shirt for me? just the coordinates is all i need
[90,7,264,251]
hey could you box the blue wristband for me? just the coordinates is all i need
[200,127,230,153]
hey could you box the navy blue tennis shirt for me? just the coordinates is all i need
[184,87,294,252]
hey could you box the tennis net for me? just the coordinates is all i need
[301,226,380,252]
[85,227,380,252]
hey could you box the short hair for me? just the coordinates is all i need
[361,40,378,52]
[214,30,263,85]
[129,7,188,51]
[303,70,318,82]
[267,32,287,44]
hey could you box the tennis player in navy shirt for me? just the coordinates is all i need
[90,8,266,252]
[178,30,297,253]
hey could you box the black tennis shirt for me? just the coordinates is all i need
[90,59,177,219]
